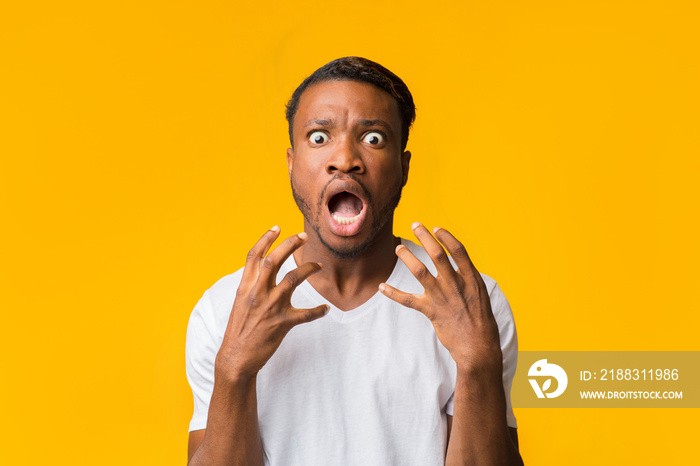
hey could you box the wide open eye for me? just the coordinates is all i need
[362,132,384,145]
[308,131,329,145]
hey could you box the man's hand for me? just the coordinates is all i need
[379,222,522,465]
[188,227,330,466]
[216,226,330,380]
[378,222,502,372]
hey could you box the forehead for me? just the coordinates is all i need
[294,80,401,130]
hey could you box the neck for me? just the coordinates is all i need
[293,220,400,311]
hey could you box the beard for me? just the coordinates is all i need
[290,173,404,260]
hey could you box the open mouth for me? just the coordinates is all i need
[326,189,368,237]
[328,192,364,225]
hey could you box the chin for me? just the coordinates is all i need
[314,216,390,260]
[317,234,374,260]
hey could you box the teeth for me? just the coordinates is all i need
[332,211,363,225]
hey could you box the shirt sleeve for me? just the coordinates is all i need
[185,291,218,432]
[490,281,518,428]
[444,278,518,429]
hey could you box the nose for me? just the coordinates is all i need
[326,136,365,175]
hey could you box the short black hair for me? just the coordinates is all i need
[285,56,416,151]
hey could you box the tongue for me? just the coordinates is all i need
[329,192,362,217]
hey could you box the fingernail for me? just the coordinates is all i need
[378,283,386,293]
[411,222,422,230]
[432,227,442,235]
[298,232,308,240]
[324,305,331,314]
[270,225,280,232]
[395,244,404,253]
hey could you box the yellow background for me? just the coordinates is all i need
[2,1,698,464]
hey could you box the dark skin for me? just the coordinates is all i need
[188,80,522,465]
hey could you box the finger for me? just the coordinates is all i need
[395,244,438,289]
[241,226,281,287]
[378,282,427,315]
[258,232,309,288]
[432,227,476,274]
[411,222,456,279]
[288,304,331,326]
[433,227,490,296]
[275,261,324,298]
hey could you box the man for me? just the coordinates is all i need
[186,57,523,465]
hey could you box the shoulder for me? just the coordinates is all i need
[399,237,515,335]
[203,268,245,309]
[186,253,299,339]
[186,267,245,343]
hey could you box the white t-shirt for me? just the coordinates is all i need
[186,238,518,465]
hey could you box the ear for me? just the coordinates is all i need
[400,150,411,187]
[286,147,294,177]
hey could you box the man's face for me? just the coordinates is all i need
[287,80,411,259]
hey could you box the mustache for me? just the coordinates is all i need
[317,175,374,209]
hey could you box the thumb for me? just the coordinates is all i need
[288,304,331,325]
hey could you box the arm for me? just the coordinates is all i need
[380,223,523,465]
[446,419,519,456]
[187,372,261,465]
[187,227,329,466]
[446,364,521,465]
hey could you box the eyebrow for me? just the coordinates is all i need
[303,119,334,128]
[357,119,391,128]
[302,119,392,128]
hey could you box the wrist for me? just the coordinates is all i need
[215,352,259,384]
[452,341,502,370]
